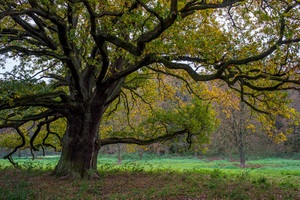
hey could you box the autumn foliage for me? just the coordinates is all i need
[0,0,300,178]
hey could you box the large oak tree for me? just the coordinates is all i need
[0,0,300,178]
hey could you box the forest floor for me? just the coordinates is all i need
[0,155,300,199]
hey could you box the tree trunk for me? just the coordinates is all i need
[52,109,102,179]
[194,151,198,158]
[117,144,122,164]
[239,84,246,168]
[239,130,246,168]
[52,75,124,179]
[139,149,143,159]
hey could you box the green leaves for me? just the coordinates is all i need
[0,79,50,102]
[149,98,216,136]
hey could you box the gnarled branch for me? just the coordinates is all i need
[100,129,188,146]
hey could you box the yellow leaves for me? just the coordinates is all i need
[102,125,113,133]
[246,124,256,133]
[257,101,298,144]
[207,84,239,111]
[267,130,288,144]
[125,144,136,153]
[207,0,223,4]
[221,109,231,119]
[273,132,287,144]
[282,107,297,120]
[208,78,300,147]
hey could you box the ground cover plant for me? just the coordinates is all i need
[0,154,299,199]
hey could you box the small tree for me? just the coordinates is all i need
[208,80,299,166]
[1,0,300,178]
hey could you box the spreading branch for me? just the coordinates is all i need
[100,129,188,146]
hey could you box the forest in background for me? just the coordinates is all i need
[1,83,299,164]
[100,90,300,162]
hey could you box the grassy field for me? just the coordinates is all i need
[0,154,300,199]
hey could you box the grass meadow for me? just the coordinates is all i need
[0,154,300,199]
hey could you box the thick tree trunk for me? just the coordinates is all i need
[52,109,102,179]
[52,75,124,179]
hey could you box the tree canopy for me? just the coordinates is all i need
[0,0,300,178]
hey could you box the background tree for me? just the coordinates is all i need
[0,0,300,179]
[207,81,299,164]
[283,90,300,153]
[101,72,217,158]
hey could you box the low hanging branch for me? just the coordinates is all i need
[186,131,193,149]
[3,127,26,167]
[1,112,63,163]
[100,129,188,146]
[42,117,63,151]
[29,115,63,158]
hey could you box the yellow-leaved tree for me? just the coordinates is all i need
[207,81,299,167]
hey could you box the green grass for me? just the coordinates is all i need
[97,155,300,184]
[1,154,300,182]
[0,154,300,199]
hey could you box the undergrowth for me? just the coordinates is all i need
[0,154,300,199]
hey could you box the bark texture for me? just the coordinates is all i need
[53,108,102,179]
